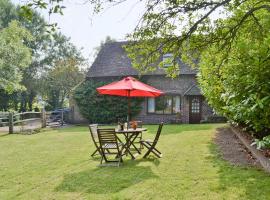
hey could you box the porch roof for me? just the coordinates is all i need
[184,84,202,96]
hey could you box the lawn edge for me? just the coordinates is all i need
[230,126,270,173]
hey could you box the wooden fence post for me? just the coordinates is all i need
[41,109,46,128]
[9,112,13,134]
[61,110,64,126]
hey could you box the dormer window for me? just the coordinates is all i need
[163,53,173,67]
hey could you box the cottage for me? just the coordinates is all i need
[71,41,215,124]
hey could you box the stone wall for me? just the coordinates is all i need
[68,97,88,124]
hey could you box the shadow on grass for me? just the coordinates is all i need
[0,133,10,137]
[208,128,270,199]
[55,160,158,194]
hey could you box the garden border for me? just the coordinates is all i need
[230,126,270,173]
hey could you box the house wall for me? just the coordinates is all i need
[67,97,88,124]
[69,75,214,124]
[133,75,214,124]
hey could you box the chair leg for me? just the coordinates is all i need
[151,149,162,158]
[142,143,162,158]
[91,149,98,157]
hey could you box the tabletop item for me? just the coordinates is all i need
[117,120,124,131]
[130,121,138,130]
[124,122,128,130]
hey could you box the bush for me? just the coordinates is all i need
[73,79,143,124]
[251,136,270,150]
[198,10,270,136]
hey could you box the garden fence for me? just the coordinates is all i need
[0,109,66,134]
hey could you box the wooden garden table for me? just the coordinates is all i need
[115,128,147,159]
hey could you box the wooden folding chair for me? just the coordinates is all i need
[89,124,101,157]
[140,123,163,158]
[97,128,124,166]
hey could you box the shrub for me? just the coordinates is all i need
[73,79,143,124]
[198,10,270,136]
[251,136,270,150]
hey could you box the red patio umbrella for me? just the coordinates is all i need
[97,76,163,121]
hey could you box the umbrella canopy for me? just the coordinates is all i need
[96,76,164,122]
[97,76,164,97]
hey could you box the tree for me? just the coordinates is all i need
[0,0,85,111]
[43,58,85,110]
[0,20,32,93]
[18,0,270,75]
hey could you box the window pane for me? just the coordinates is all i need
[155,97,164,114]
[163,53,173,67]
[173,96,181,113]
[147,98,155,113]
[164,96,172,114]
[191,98,200,113]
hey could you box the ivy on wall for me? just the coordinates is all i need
[73,79,143,124]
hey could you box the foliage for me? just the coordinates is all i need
[43,58,85,110]
[0,20,32,93]
[251,136,270,150]
[73,80,143,124]
[18,0,270,75]
[0,0,85,111]
[198,7,270,134]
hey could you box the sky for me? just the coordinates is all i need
[13,0,146,64]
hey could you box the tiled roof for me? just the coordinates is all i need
[87,41,197,78]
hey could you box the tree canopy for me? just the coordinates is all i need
[0,20,32,93]
[0,0,85,111]
[19,0,270,75]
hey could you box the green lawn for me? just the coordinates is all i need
[1,124,270,200]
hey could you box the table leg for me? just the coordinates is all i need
[129,133,141,154]
[120,133,135,159]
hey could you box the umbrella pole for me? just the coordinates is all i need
[127,90,131,125]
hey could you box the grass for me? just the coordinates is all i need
[0,123,270,199]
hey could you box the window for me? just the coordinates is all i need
[191,98,200,113]
[164,96,172,114]
[173,96,181,113]
[155,97,164,114]
[163,53,174,67]
[147,95,181,114]
[147,98,155,113]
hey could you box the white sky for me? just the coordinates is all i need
[13,0,146,64]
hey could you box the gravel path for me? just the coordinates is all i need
[214,127,261,167]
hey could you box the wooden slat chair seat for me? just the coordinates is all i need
[140,123,163,158]
[102,143,123,149]
[97,128,124,166]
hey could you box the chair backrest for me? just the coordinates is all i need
[97,128,118,146]
[89,124,98,140]
[153,123,163,145]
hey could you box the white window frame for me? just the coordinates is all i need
[163,53,174,67]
